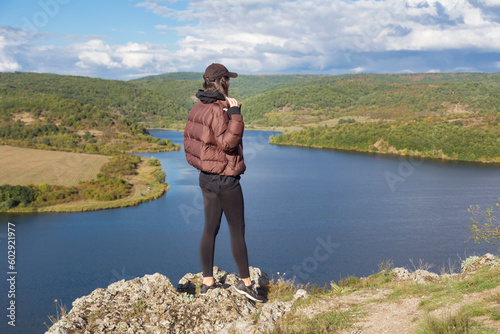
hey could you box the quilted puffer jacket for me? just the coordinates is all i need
[184,91,246,176]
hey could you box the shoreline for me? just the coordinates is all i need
[269,141,500,166]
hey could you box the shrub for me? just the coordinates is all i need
[152,170,166,184]
[469,203,500,255]
[416,312,474,334]
[79,177,131,201]
[33,184,79,206]
[461,256,480,272]
[100,155,141,177]
[148,158,161,166]
[0,185,36,210]
[338,117,356,125]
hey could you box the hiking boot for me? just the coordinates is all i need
[199,281,229,295]
[234,279,265,303]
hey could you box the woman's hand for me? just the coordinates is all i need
[226,97,239,108]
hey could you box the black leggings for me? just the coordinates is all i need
[200,184,250,279]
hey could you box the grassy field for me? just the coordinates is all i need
[0,145,110,186]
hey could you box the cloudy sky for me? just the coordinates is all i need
[1,0,499,80]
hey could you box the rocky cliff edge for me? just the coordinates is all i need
[45,266,307,334]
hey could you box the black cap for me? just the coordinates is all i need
[204,63,238,81]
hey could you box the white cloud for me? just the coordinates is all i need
[115,43,149,53]
[76,51,120,69]
[3,0,500,78]
[136,0,179,18]
[385,25,500,51]
[155,25,170,30]
[116,43,158,69]
[0,28,26,71]
[73,40,120,69]
[74,39,112,53]
[0,37,21,71]
[72,40,175,71]
[428,68,441,73]
[452,66,478,71]
[351,67,366,73]
[137,0,500,70]
[481,0,500,7]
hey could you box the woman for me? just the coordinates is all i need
[183,63,264,303]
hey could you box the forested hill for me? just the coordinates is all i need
[134,71,500,162]
[131,72,500,125]
[2,71,499,162]
[0,72,180,154]
[132,72,323,106]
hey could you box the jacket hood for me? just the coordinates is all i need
[196,90,226,104]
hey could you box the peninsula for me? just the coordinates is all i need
[0,146,170,213]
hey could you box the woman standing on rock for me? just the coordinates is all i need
[184,63,264,303]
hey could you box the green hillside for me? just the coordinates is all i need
[132,71,500,162]
[131,73,202,111]
[131,73,321,112]
[131,72,500,125]
[2,71,499,163]
[256,73,500,163]
[243,77,500,125]
[0,72,180,154]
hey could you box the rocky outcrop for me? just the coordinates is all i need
[391,253,500,283]
[460,253,499,275]
[391,267,441,283]
[45,266,307,334]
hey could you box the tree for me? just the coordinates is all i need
[469,202,500,255]
[148,158,161,166]
[152,170,166,184]
[0,185,37,210]
[83,131,94,142]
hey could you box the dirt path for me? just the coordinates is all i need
[346,297,422,333]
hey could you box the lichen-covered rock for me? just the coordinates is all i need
[46,268,291,334]
[178,266,269,292]
[391,267,439,283]
[392,253,499,284]
[461,253,498,277]
[256,289,308,333]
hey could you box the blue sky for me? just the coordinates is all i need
[1,0,499,80]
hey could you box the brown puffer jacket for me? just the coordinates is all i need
[184,98,246,176]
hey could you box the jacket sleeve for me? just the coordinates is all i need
[212,104,244,154]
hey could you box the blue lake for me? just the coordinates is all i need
[1,130,499,333]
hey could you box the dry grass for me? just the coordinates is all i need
[0,145,110,186]
[12,111,39,124]
[265,262,500,334]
